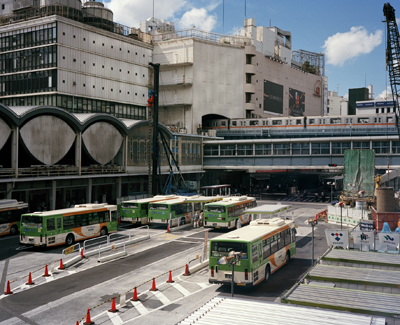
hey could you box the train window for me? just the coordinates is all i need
[388,117,394,123]
[381,108,384,113]
[330,118,341,124]
[376,108,379,114]
[309,119,315,125]
[250,120,259,126]
[358,118,369,123]
[374,118,381,123]
[240,121,244,126]
[221,121,226,127]
[272,120,282,125]
[296,119,302,125]
[232,121,237,126]
[286,120,292,125]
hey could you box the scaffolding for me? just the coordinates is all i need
[292,49,325,76]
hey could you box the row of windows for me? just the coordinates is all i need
[59,211,114,230]
[0,25,57,52]
[204,141,398,156]
[0,208,29,224]
[0,94,146,120]
[0,45,57,73]
[0,70,57,95]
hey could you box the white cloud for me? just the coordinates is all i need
[323,26,382,66]
[228,26,243,36]
[105,0,186,28]
[377,86,393,99]
[177,7,217,31]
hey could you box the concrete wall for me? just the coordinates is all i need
[0,118,11,150]
[19,115,76,165]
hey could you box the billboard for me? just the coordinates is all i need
[289,88,305,116]
[263,80,283,114]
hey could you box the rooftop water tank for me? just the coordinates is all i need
[82,0,113,32]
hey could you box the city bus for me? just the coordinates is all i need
[209,204,296,286]
[118,195,177,225]
[0,199,29,236]
[203,196,257,229]
[19,203,118,247]
[148,197,197,227]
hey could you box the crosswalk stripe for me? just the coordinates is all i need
[171,282,191,296]
[107,311,123,325]
[197,282,209,289]
[130,300,149,315]
[151,290,171,305]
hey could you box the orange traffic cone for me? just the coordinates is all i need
[131,286,139,301]
[150,278,158,291]
[4,280,12,294]
[80,248,84,258]
[108,296,118,313]
[84,308,94,325]
[26,272,34,285]
[76,321,79,325]
[183,264,190,276]
[167,224,170,233]
[166,270,174,283]
[43,264,50,277]
[59,258,64,270]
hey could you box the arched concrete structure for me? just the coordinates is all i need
[0,118,11,151]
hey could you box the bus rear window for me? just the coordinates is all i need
[205,205,225,213]
[149,203,169,210]
[21,215,43,227]
[121,203,138,209]
[211,241,247,258]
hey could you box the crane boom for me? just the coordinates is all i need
[383,3,400,129]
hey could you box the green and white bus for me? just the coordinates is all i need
[148,197,196,227]
[209,204,295,287]
[20,203,118,247]
[204,196,256,230]
[0,199,29,236]
[118,195,177,225]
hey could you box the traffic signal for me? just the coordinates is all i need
[328,164,337,167]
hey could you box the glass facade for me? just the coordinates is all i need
[292,143,310,155]
[255,144,271,155]
[332,142,351,155]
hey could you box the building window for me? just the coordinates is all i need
[135,73,138,76]
[83,38,86,41]
[273,143,290,155]
[292,143,310,155]
[332,142,350,154]
[311,143,329,155]
[1,4,5,9]
[111,45,113,49]
[119,69,121,72]
[63,56,65,59]
[128,50,130,53]
[93,41,95,44]
[128,71,130,74]
[102,65,104,68]
[102,87,104,90]
[220,145,235,155]
[111,67,113,70]
[83,84,85,87]
[102,43,104,46]
[204,145,219,156]
[353,141,370,150]
[93,85,95,88]
[392,141,400,153]
[255,144,271,155]
[93,63,95,66]
[237,144,253,156]
[120,48,122,51]
[372,141,390,154]
[63,80,65,83]
[111,89,113,92]
[63,32,65,36]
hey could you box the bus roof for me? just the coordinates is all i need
[121,195,177,204]
[244,204,291,214]
[183,196,225,203]
[26,203,116,216]
[150,198,187,205]
[210,218,294,243]
[206,196,255,206]
[0,199,28,210]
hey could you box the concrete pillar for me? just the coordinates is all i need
[124,135,128,171]
[75,132,82,175]
[11,127,19,178]
[50,180,56,210]
[6,183,13,199]
[116,177,122,201]
[87,178,92,203]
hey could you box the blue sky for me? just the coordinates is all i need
[103,0,393,99]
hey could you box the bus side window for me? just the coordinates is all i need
[258,243,262,258]
[252,244,258,263]
[270,237,278,255]
[111,211,117,221]
[63,216,74,229]
[57,217,61,229]
[263,239,271,259]
[47,218,55,231]
[291,228,296,243]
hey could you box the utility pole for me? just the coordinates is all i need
[149,63,160,196]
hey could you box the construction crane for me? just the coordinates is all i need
[383,3,400,133]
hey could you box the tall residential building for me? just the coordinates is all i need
[0,0,152,120]
[327,91,347,115]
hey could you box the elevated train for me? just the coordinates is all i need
[202,113,397,138]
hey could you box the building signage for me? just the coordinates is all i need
[378,233,400,248]
[325,229,349,249]
[289,88,305,116]
[264,80,283,114]
[352,231,374,245]
[356,102,374,108]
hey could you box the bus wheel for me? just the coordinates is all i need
[66,234,74,246]
[10,225,18,236]
[265,264,271,282]
[285,251,291,266]
[100,227,108,237]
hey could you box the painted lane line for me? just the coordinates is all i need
[196,282,210,289]
[44,275,55,283]
[151,290,171,305]
[107,311,123,325]
[170,282,190,296]
[130,300,149,315]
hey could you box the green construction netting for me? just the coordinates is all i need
[343,149,375,198]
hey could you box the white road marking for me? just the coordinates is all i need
[151,290,171,305]
[196,282,209,289]
[107,311,123,325]
[130,300,149,315]
[170,282,190,296]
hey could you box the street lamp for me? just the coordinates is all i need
[306,218,318,266]
[217,251,242,297]
[338,201,344,230]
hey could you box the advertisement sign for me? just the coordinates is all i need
[378,233,400,248]
[289,88,305,116]
[352,231,375,245]
[325,229,349,249]
[263,80,283,114]
[65,245,75,255]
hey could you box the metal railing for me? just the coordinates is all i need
[62,242,81,259]
[83,235,109,254]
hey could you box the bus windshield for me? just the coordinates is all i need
[149,203,169,210]
[121,203,139,209]
[206,205,226,213]
[211,241,247,258]
[21,215,43,228]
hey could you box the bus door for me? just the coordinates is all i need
[251,242,262,284]
[46,217,61,245]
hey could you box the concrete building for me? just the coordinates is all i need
[348,87,369,115]
[327,91,348,115]
[0,0,152,120]
[356,99,396,115]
